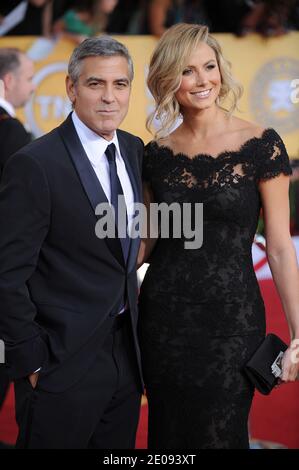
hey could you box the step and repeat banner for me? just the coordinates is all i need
[0,33,299,155]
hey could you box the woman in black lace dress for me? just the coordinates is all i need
[137,23,299,449]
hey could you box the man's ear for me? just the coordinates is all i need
[66,75,76,106]
[2,72,15,94]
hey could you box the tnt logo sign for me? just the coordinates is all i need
[250,58,299,133]
[25,62,72,137]
[0,339,4,364]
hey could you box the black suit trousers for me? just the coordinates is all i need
[14,313,142,449]
[0,365,10,407]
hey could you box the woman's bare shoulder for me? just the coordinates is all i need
[230,116,266,139]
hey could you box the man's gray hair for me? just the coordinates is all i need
[68,36,134,83]
[0,48,22,79]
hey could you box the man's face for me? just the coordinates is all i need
[8,54,35,108]
[66,55,131,140]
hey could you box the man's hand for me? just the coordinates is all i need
[28,371,39,389]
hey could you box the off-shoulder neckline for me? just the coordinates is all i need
[149,127,275,162]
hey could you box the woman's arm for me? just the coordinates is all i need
[260,174,299,381]
[137,182,159,269]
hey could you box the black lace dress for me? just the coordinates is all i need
[138,128,292,449]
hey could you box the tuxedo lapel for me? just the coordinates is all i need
[117,131,142,274]
[58,115,125,268]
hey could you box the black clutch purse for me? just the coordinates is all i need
[244,333,288,395]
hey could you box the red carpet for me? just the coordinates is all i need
[249,280,299,449]
[0,279,298,448]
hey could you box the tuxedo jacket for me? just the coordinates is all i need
[0,106,31,179]
[0,114,144,392]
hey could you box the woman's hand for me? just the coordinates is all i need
[281,340,299,382]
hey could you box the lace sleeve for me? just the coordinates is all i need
[257,128,292,181]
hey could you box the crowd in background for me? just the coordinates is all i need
[0,0,299,42]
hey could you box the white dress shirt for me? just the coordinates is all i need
[0,97,16,117]
[71,111,135,235]
[72,112,135,317]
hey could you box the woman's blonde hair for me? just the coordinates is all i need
[146,23,243,139]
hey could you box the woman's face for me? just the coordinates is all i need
[175,42,222,113]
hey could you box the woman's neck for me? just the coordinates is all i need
[178,106,229,140]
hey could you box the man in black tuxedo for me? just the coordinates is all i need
[0,36,144,449]
[0,49,34,443]
[0,48,33,177]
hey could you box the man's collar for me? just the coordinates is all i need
[0,97,16,117]
[71,110,121,154]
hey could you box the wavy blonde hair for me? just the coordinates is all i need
[147,23,243,139]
